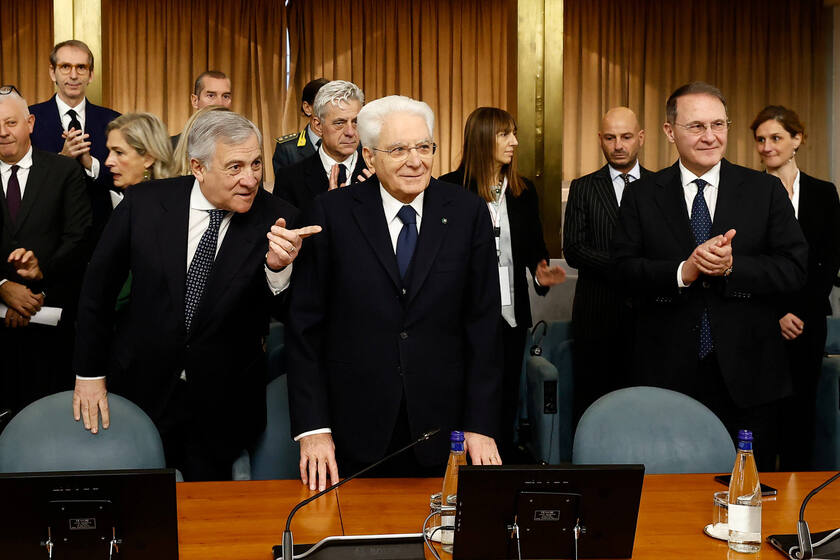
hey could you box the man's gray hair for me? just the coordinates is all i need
[188,110,262,168]
[313,80,364,121]
[0,89,30,116]
[357,95,435,148]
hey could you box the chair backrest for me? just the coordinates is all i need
[250,375,300,480]
[826,318,840,355]
[0,391,165,473]
[814,356,840,470]
[572,386,735,474]
[267,321,286,383]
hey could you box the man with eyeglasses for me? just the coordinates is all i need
[286,95,503,490]
[0,86,91,414]
[29,40,120,238]
[612,81,807,469]
[273,80,369,211]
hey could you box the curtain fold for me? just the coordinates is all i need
[0,1,54,105]
[563,0,828,181]
[286,0,513,176]
[102,0,294,184]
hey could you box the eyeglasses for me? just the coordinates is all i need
[53,63,91,76]
[0,85,21,96]
[673,120,731,136]
[373,142,437,161]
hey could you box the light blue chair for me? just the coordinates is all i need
[523,320,574,463]
[249,374,300,479]
[572,386,735,474]
[0,391,165,473]
[814,355,840,470]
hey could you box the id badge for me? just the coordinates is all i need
[498,266,512,306]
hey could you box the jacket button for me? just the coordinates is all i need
[702,281,710,289]
[400,331,408,340]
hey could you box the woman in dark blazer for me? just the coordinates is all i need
[440,107,565,460]
[751,105,840,470]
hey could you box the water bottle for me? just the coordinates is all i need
[440,430,466,553]
[728,429,762,553]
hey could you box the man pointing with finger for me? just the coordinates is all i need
[612,82,808,469]
[72,110,319,480]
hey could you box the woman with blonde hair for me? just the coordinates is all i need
[105,112,173,195]
[171,105,231,176]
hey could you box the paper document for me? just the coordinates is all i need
[0,304,62,326]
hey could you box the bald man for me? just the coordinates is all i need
[563,107,650,421]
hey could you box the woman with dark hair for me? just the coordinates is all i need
[441,107,565,460]
[751,105,840,470]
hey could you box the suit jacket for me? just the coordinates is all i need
[29,95,121,237]
[286,176,502,466]
[612,159,808,407]
[439,169,549,328]
[73,176,298,451]
[272,125,319,178]
[273,148,368,212]
[0,148,92,314]
[784,172,840,320]
[563,164,651,340]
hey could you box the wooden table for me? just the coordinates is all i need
[177,472,840,559]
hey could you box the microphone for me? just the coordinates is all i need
[281,427,441,560]
[793,471,840,559]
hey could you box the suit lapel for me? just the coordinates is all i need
[305,154,329,198]
[654,162,695,252]
[45,96,66,152]
[710,159,745,237]
[352,178,402,290]
[592,165,619,221]
[12,150,47,234]
[406,180,450,305]
[156,180,191,322]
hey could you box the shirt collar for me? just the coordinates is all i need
[608,160,641,182]
[0,146,33,171]
[678,159,721,189]
[318,145,357,173]
[306,124,320,149]
[380,184,424,223]
[55,95,86,117]
[190,178,226,212]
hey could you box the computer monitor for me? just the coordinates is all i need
[0,468,178,559]
[453,464,645,559]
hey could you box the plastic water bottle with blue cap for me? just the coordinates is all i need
[728,429,762,553]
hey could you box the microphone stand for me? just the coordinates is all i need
[795,471,840,559]
[281,427,441,560]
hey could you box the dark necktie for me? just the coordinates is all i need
[690,178,714,358]
[396,205,417,279]
[619,173,631,204]
[6,165,21,223]
[184,209,226,333]
[337,163,347,186]
[67,108,82,132]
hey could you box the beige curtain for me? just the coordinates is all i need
[286,0,514,176]
[0,1,54,106]
[563,0,828,180]
[102,0,295,184]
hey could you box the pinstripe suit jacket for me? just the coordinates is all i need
[563,163,651,340]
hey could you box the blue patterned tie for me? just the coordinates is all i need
[396,205,417,279]
[184,209,226,333]
[690,179,714,358]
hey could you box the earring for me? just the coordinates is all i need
[143,168,152,182]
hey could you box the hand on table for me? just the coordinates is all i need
[464,432,502,465]
[299,432,339,491]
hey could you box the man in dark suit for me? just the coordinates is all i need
[612,82,808,469]
[170,70,233,149]
[72,110,319,481]
[272,77,328,176]
[0,87,92,414]
[563,106,650,421]
[273,80,368,211]
[28,40,120,237]
[287,95,503,491]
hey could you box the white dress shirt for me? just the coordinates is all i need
[293,185,425,442]
[318,145,358,184]
[0,146,34,288]
[789,170,801,219]
[608,160,641,204]
[676,160,722,287]
[54,96,100,180]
